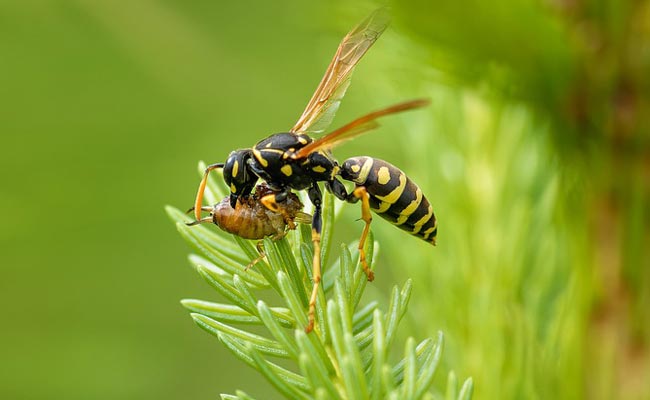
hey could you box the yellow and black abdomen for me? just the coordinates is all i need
[341,156,437,245]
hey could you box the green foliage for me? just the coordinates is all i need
[381,1,650,398]
[7,1,648,399]
[166,165,472,399]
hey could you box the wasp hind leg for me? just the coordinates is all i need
[192,163,224,221]
[349,186,375,282]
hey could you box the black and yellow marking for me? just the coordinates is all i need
[342,156,437,245]
[280,164,293,176]
[253,147,287,168]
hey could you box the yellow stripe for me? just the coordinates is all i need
[355,158,374,184]
[329,165,340,180]
[254,148,285,167]
[422,225,436,240]
[395,188,422,225]
[282,148,296,160]
[261,148,285,154]
[252,148,268,167]
[375,173,406,204]
[232,160,239,178]
[412,205,433,234]
[373,201,391,213]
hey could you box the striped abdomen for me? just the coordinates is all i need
[340,156,437,244]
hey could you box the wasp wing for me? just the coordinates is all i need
[294,99,430,159]
[290,8,390,134]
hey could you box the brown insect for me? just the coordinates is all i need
[188,183,311,240]
[188,183,311,269]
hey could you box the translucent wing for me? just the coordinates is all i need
[294,99,430,159]
[290,8,390,134]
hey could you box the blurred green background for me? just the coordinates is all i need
[1,1,649,399]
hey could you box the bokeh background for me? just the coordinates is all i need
[1,1,649,399]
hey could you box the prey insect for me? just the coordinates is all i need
[188,183,311,240]
[187,183,311,268]
[189,8,437,333]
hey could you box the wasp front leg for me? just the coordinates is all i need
[192,163,224,221]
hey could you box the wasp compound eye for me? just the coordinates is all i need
[223,149,254,198]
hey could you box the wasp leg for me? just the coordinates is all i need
[245,241,266,271]
[350,186,375,282]
[193,163,224,221]
[260,189,295,229]
[305,184,323,333]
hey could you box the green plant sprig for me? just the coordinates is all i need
[167,163,473,399]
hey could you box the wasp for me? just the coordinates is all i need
[189,9,437,332]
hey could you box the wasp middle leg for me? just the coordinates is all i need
[258,186,321,333]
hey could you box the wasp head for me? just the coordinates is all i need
[223,149,255,207]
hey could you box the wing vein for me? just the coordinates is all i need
[290,8,390,134]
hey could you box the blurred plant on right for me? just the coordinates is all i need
[326,1,650,399]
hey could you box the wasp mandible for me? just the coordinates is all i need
[189,9,437,332]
